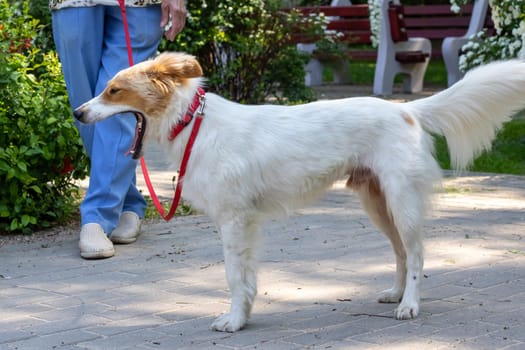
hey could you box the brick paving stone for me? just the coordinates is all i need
[5,329,102,350]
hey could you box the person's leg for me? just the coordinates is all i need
[80,5,163,234]
[52,7,115,258]
[51,7,104,154]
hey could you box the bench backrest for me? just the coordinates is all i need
[290,5,372,45]
[394,4,493,41]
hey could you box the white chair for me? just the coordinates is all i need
[442,0,489,86]
[373,0,431,95]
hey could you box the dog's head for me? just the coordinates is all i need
[74,52,203,122]
[73,52,203,158]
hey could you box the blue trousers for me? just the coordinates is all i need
[52,6,163,234]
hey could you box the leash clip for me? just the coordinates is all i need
[196,94,206,117]
[195,95,206,116]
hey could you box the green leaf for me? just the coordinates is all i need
[17,161,27,172]
[21,214,31,227]
[9,218,19,231]
[0,203,9,217]
[30,185,42,194]
[46,117,58,125]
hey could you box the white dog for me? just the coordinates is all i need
[74,53,525,332]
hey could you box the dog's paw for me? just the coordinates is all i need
[394,301,419,320]
[210,313,246,332]
[377,288,403,303]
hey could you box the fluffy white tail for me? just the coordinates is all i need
[407,60,525,169]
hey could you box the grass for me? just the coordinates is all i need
[323,60,448,86]
[143,196,194,220]
[434,114,525,175]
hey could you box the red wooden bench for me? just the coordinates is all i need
[288,1,492,92]
[377,0,492,94]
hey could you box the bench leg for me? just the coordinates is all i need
[331,59,351,85]
[442,37,466,87]
[373,62,397,95]
[297,43,324,86]
[402,61,429,93]
[304,58,324,86]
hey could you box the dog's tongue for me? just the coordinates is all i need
[125,112,146,159]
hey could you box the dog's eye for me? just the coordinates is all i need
[108,88,120,95]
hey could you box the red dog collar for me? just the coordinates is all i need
[168,87,206,141]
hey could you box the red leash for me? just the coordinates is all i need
[118,0,203,221]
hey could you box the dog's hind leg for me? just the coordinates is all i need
[383,184,426,320]
[211,216,260,332]
[349,169,426,319]
[350,173,407,304]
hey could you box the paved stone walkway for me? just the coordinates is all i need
[1,86,524,349]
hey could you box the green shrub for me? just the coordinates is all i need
[0,0,88,234]
[160,0,317,104]
[26,0,55,51]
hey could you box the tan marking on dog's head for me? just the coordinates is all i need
[99,52,203,117]
[151,52,203,81]
[402,112,415,126]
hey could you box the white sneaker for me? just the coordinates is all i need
[110,211,141,244]
[79,223,115,259]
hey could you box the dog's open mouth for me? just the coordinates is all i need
[125,112,147,160]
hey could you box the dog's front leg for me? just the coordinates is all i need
[211,219,260,332]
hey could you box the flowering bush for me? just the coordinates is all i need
[453,0,525,71]
[369,1,525,72]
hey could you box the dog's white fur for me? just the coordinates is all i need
[75,53,525,332]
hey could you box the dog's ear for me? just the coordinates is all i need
[152,52,203,80]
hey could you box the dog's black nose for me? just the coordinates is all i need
[73,109,83,121]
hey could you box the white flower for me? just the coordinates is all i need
[368,0,381,48]
[458,0,525,71]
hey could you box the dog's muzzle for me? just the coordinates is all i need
[72,108,146,160]
[126,112,147,159]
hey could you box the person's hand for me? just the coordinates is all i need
[160,0,187,41]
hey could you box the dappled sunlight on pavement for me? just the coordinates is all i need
[2,171,523,349]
